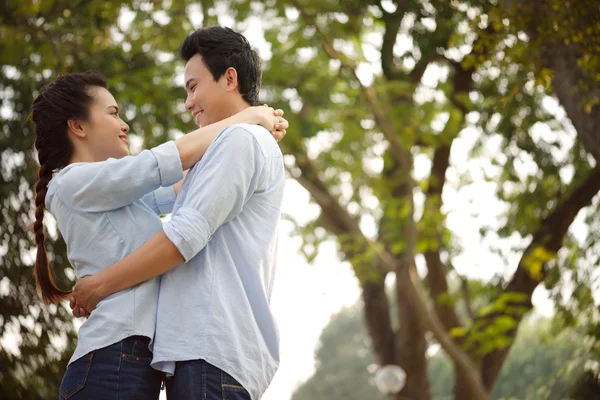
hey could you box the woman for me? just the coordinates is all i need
[30,72,287,399]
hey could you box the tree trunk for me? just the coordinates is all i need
[543,41,600,162]
[393,274,431,400]
[362,272,396,365]
[508,0,600,161]
[478,167,600,389]
[454,366,482,399]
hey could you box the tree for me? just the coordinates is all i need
[292,304,587,400]
[0,1,201,397]
[2,1,599,399]
[218,0,600,398]
[497,0,600,162]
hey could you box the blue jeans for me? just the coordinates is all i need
[59,335,164,400]
[165,359,251,400]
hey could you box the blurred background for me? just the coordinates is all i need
[2,1,600,399]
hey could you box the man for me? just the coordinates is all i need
[71,26,285,399]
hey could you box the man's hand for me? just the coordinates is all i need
[70,296,91,318]
[70,275,106,317]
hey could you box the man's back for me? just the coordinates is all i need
[152,123,285,400]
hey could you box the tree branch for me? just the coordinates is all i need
[422,144,462,331]
[290,0,411,171]
[286,141,400,363]
[288,144,401,274]
[373,153,487,397]
[460,274,475,322]
[396,265,489,400]
[288,5,487,396]
[479,167,600,390]
[199,0,218,26]
[421,22,494,334]
[501,0,600,162]
[421,53,477,332]
[290,124,488,400]
[380,0,408,81]
[410,52,438,84]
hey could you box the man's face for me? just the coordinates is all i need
[184,54,230,127]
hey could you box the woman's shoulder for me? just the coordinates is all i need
[46,163,90,206]
[48,162,86,190]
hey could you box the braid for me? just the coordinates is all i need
[30,71,107,304]
[33,164,51,243]
[33,160,72,304]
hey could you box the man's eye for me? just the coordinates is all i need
[191,85,197,92]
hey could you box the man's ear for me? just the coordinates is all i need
[67,119,86,139]
[223,67,239,92]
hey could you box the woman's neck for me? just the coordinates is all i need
[69,146,97,164]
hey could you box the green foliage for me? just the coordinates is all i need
[291,305,387,400]
[293,305,587,400]
[0,1,198,397]
[2,0,599,398]
[499,0,600,92]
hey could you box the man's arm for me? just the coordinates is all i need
[71,126,267,312]
[71,231,183,313]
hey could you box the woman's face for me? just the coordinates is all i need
[81,87,130,161]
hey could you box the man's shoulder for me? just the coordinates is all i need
[221,123,281,156]
[222,123,270,140]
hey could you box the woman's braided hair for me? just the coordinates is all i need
[30,72,107,304]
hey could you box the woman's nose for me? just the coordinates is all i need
[185,94,194,110]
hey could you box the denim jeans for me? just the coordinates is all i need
[59,335,164,400]
[165,359,251,400]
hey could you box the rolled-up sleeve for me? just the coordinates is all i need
[57,141,183,212]
[163,126,266,262]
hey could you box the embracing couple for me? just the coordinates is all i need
[32,26,287,400]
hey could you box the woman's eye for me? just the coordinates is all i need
[191,85,197,92]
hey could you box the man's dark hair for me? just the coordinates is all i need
[180,26,262,106]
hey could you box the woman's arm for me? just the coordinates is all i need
[70,124,282,314]
[172,171,188,196]
[58,106,286,213]
[174,106,285,170]
[140,170,188,216]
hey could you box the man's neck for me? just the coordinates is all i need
[223,98,251,121]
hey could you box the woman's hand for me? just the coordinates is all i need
[239,105,288,142]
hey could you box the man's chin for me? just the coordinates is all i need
[196,114,221,128]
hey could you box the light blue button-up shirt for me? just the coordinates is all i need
[151,123,285,400]
[45,142,183,365]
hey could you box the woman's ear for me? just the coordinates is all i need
[224,67,239,92]
[67,119,86,139]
